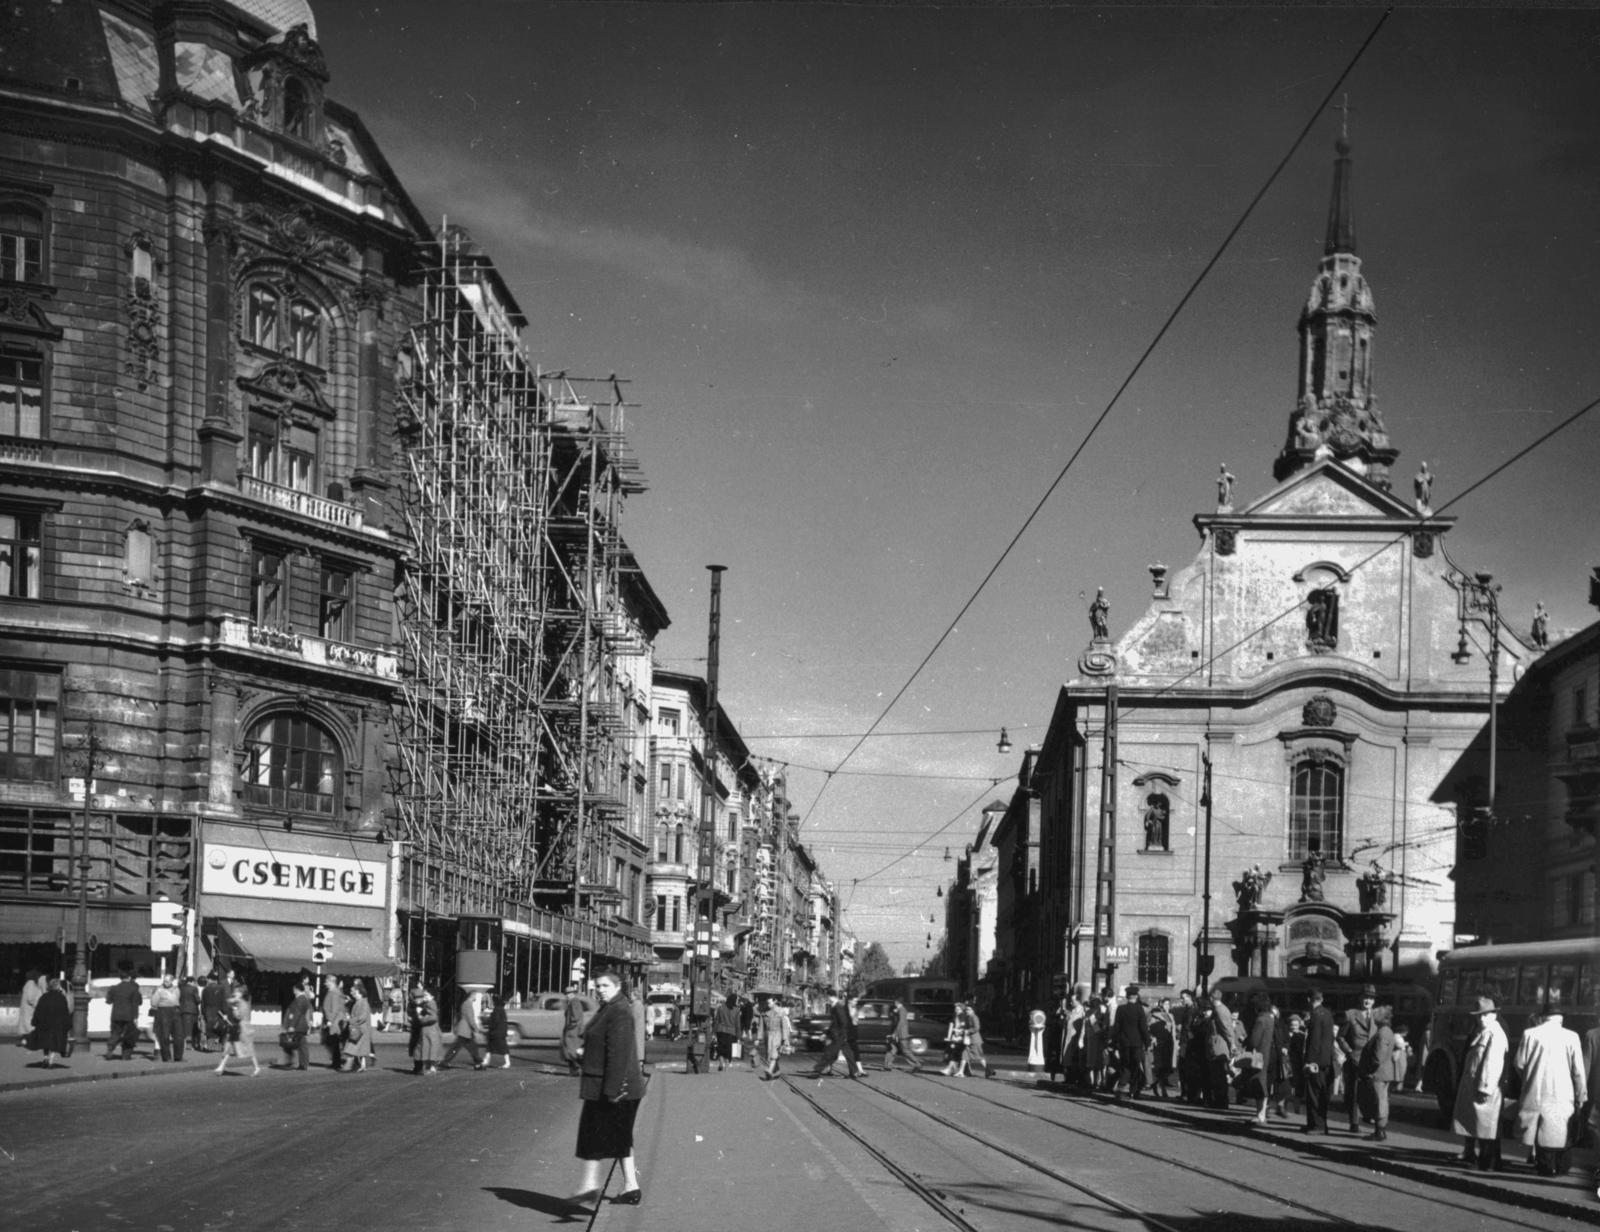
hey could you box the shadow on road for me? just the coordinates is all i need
[483,1187,592,1222]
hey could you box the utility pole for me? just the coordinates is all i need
[1089,683,1117,993]
[1452,570,1502,814]
[688,565,725,1039]
[1199,751,1215,995]
[71,726,101,1047]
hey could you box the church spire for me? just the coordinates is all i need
[1274,131,1398,489]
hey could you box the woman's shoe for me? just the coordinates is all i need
[611,1189,642,1205]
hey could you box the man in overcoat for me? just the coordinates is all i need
[1111,985,1152,1100]
[807,989,863,1078]
[1301,988,1337,1133]
[200,973,228,1051]
[1204,987,1237,1109]
[1452,995,1508,1171]
[105,970,143,1060]
[1337,984,1378,1133]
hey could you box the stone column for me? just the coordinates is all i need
[198,203,241,484]
[206,676,241,809]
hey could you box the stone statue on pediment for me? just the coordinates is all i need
[1217,464,1235,511]
[1356,861,1388,913]
[1233,864,1271,912]
[1532,602,1550,650]
[1299,850,1327,903]
[1089,589,1110,643]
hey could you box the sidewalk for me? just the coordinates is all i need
[590,1067,934,1232]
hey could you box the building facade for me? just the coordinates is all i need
[1023,140,1527,1004]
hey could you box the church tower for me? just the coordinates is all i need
[1274,137,1399,489]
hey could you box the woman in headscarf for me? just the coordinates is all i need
[345,979,374,1072]
[408,981,445,1076]
[570,968,644,1208]
[30,976,72,1067]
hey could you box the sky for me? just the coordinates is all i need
[317,3,1600,968]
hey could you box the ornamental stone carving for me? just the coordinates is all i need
[243,202,351,267]
[1302,695,1338,729]
[1213,528,1237,556]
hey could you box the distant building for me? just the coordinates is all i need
[944,801,1000,1002]
[1023,139,1527,1002]
[1443,610,1600,943]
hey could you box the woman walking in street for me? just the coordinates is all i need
[30,977,72,1067]
[1150,997,1177,1099]
[215,985,261,1076]
[1242,992,1277,1125]
[940,1010,966,1076]
[570,968,644,1208]
[345,979,374,1072]
[487,992,512,1069]
[409,982,445,1075]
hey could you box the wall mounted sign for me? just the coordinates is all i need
[202,843,387,908]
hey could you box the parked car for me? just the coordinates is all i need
[793,998,943,1056]
[500,991,569,1047]
[645,992,680,1037]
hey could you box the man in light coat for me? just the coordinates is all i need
[1453,994,1509,1171]
[757,994,792,1080]
[1513,1000,1587,1176]
[16,969,44,1044]
[440,987,488,1070]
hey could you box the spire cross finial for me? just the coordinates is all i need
[1338,93,1352,141]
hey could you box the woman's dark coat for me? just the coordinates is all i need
[579,996,643,1102]
[31,988,72,1054]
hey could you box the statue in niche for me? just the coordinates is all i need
[1143,794,1170,851]
[1089,588,1110,643]
[1299,850,1327,903]
[1305,587,1339,652]
[1356,861,1389,913]
[1414,461,1433,512]
[1233,864,1271,912]
[1217,464,1236,510]
[1532,602,1550,650]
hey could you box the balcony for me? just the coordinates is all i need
[0,437,48,465]
[218,615,399,681]
[240,475,364,529]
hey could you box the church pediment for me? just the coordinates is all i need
[1240,461,1417,521]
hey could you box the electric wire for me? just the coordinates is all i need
[802,8,1394,835]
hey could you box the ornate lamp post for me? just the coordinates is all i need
[1451,569,1503,815]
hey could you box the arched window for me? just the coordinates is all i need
[656,822,669,863]
[282,78,311,139]
[245,282,323,368]
[0,207,45,283]
[1290,758,1344,861]
[243,713,342,817]
[1136,932,1170,986]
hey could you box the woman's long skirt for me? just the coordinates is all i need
[576,1098,641,1160]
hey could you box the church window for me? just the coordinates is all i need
[1290,758,1343,861]
[1137,932,1170,986]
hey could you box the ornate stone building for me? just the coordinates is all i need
[0,1,429,994]
[1026,140,1533,1001]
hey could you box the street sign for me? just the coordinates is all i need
[1102,945,1130,963]
[311,925,333,965]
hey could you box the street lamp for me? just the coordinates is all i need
[1451,568,1503,815]
[996,727,1013,754]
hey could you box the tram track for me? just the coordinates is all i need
[778,1072,1186,1232]
[903,1072,1563,1232]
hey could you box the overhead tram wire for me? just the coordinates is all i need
[798,8,1394,833]
[845,780,1012,907]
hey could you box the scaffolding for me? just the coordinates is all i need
[392,226,646,927]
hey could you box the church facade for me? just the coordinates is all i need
[1024,140,1532,1005]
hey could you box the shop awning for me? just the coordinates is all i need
[215,920,400,978]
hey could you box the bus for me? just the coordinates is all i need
[1423,938,1599,1115]
[863,977,960,1023]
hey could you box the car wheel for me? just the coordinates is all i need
[505,1025,523,1048]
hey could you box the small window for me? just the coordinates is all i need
[670,896,681,932]
[655,893,666,925]
[727,809,738,841]
[319,566,352,642]
[1516,965,1546,1008]
[658,707,681,736]
[130,241,153,293]
[0,354,43,440]
[0,668,59,783]
[249,546,285,627]
[248,285,279,349]
[0,513,42,599]
[243,713,340,816]
[285,424,316,492]
[1137,933,1170,986]
[659,760,671,802]
[248,412,318,492]
[673,823,685,864]
[125,525,153,586]
[288,300,320,366]
[0,209,44,283]
[676,763,686,801]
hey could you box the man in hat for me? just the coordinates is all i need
[756,993,791,1080]
[807,989,864,1078]
[1452,994,1509,1170]
[1301,988,1337,1133]
[561,980,596,1076]
[1111,984,1152,1100]
[1512,996,1587,1176]
[1337,984,1378,1133]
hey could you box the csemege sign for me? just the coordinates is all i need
[202,844,387,908]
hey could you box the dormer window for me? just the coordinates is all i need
[282,78,311,140]
[0,209,44,284]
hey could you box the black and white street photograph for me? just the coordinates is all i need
[3,2,1600,1228]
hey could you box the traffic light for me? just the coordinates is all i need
[311,926,333,966]
[150,896,183,951]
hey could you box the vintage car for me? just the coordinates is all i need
[793,998,944,1056]
[499,990,570,1047]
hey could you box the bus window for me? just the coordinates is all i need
[1440,969,1459,1006]
[1481,965,1517,1005]
[1581,963,1596,1012]
[1459,968,1481,1003]
[1550,963,1579,1011]
[1517,965,1546,1009]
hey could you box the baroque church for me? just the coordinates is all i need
[1023,138,1532,1003]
